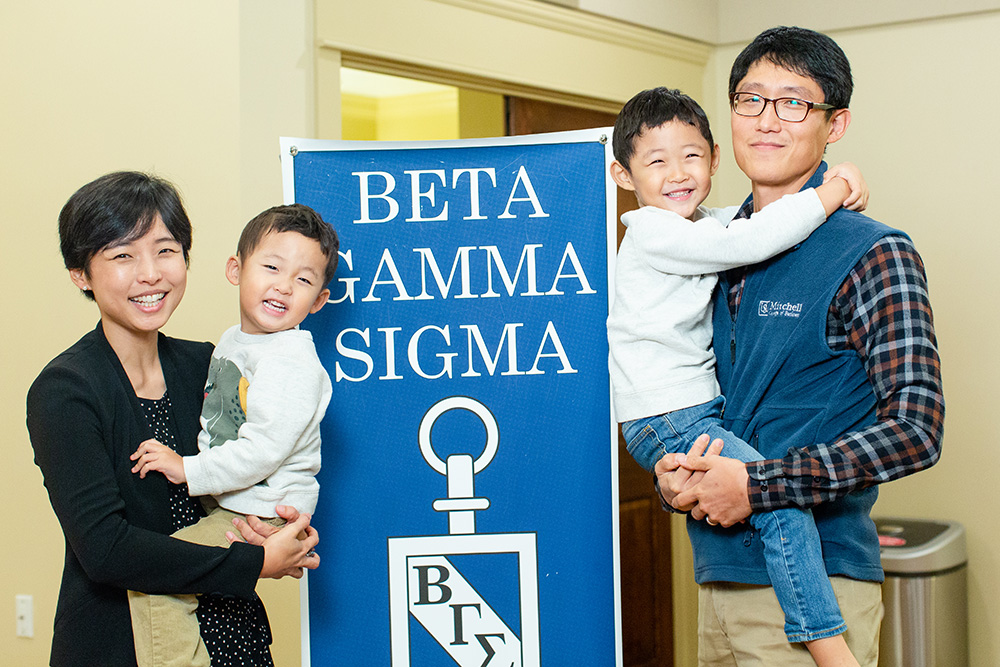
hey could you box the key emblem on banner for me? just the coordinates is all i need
[388,396,541,666]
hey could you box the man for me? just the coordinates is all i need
[655,26,944,665]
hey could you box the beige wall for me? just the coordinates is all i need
[0,1,313,664]
[3,1,996,666]
[570,0,1000,44]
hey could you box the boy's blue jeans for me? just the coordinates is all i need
[622,395,846,643]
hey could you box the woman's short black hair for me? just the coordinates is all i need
[58,171,192,300]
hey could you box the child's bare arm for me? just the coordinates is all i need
[130,438,186,484]
[818,161,869,214]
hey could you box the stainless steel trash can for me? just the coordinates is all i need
[875,517,968,667]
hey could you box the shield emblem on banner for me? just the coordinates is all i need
[388,397,540,667]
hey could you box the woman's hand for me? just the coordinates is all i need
[227,504,299,545]
[227,505,320,579]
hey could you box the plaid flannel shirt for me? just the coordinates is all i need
[728,200,944,512]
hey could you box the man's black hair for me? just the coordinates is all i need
[729,26,853,112]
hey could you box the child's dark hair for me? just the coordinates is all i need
[58,171,192,301]
[612,87,714,171]
[238,203,340,286]
[729,26,853,113]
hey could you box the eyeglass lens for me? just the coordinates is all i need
[732,94,811,122]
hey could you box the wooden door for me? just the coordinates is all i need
[508,97,675,667]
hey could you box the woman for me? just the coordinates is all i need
[27,171,319,666]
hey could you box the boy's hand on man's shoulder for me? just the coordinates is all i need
[824,161,869,212]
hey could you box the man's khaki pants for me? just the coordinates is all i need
[698,576,883,666]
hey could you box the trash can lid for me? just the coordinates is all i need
[875,517,966,574]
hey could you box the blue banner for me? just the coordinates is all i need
[281,131,620,666]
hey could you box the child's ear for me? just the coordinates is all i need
[609,161,636,192]
[309,288,331,314]
[225,255,241,286]
[710,144,721,176]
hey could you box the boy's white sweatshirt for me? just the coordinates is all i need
[184,325,332,516]
[607,189,826,423]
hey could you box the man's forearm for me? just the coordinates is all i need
[747,235,944,511]
[747,416,941,511]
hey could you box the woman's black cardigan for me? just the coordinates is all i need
[27,323,264,666]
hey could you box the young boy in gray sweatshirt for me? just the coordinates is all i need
[128,203,338,666]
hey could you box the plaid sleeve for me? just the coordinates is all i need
[748,235,944,511]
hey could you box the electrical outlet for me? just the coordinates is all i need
[16,594,33,638]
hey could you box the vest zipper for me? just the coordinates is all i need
[730,279,742,366]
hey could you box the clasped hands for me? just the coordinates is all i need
[227,505,321,580]
[654,434,753,527]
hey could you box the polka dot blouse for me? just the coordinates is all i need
[138,393,274,666]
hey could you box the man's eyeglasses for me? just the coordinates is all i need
[729,92,835,123]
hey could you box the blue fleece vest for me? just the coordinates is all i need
[691,163,905,585]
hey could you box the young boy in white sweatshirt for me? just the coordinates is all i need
[607,87,865,667]
[128,203,338,666]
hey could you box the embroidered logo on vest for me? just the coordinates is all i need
[757,300,803,318]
